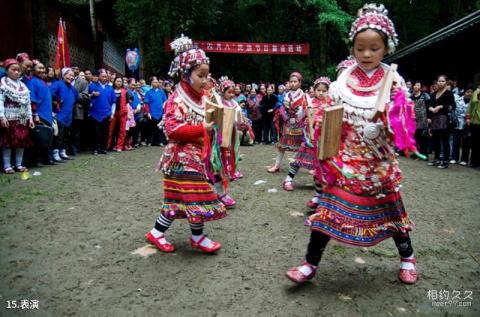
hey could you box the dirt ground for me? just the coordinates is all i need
[1,145,479,317]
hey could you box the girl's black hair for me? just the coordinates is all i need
[353,28,388,49]
[314,82,329,90]
[438,74,448,81]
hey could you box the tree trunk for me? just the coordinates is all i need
[31,0,49,64]
[89,0,101,69]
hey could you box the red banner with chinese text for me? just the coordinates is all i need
[164,39,309,55]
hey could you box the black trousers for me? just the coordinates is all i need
[262,117,275,143]
[91,117,110,151]
[414,129,429,157]
[147,118,166,145]
[138,120,148,143]
[252,119,263,143]
[53,121,69,150]
[432,128,451,161]
[305,230,413,266]
[470,124,480,167]
[26,118,53,165]
[71,119,89,154]
[130,126,139,146]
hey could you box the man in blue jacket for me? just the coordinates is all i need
[88,69,116,154]
[144,78,167,146]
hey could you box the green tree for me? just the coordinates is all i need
[112,0,478,83]
[114,0,223,78]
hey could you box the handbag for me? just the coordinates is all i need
[447,105,458,129]
[32,123,53,149]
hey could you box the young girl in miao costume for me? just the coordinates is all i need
[204,74,221,104]
[283,77,333,208]
[0,59,34,174]
[203,75,238,209]
[268,72,308,173]
[202,76,231,197]
[287,4,420,284]
[302,59,357,209]
[335,56,357,78]
[210,76,244,208]
[302,68,358,221]
[146,35,226,254]
[220,78,244,182]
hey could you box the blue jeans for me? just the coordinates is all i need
[450,129,463,161]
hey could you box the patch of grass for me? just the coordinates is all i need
[369,248,397,258]
[0,189,48,208]
[0,175,13,186]
[417,247,458,260]
[0,191,15,208]
[330,244,349,254]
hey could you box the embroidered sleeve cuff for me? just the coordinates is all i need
[169,124,205,141]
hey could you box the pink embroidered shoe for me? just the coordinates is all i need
[145,231,175,253]
[219,194,236,208]
[283,181,294,191]
[234,171,244,179]
[286,262,317,283]
[399,257,417,284]
[267,165,280,173]
[304,217,312,226]
[190,236,221,253]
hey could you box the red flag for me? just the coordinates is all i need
[62,20,70,67]
[54,18,71,69]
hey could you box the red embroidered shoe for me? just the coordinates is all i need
[283,181,294,191]
[145,232,175,253]
[190,236,221,253]
[267,165,280,173]
[286,262,317,283]
[306,199,318,209]
[399,257,417,284]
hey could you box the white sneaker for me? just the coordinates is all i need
[60,150,69,160]
[53,149,63,162]
[449,160,456,164]
[459,161,468,166]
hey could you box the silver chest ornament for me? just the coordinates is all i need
[363,122,381,140]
